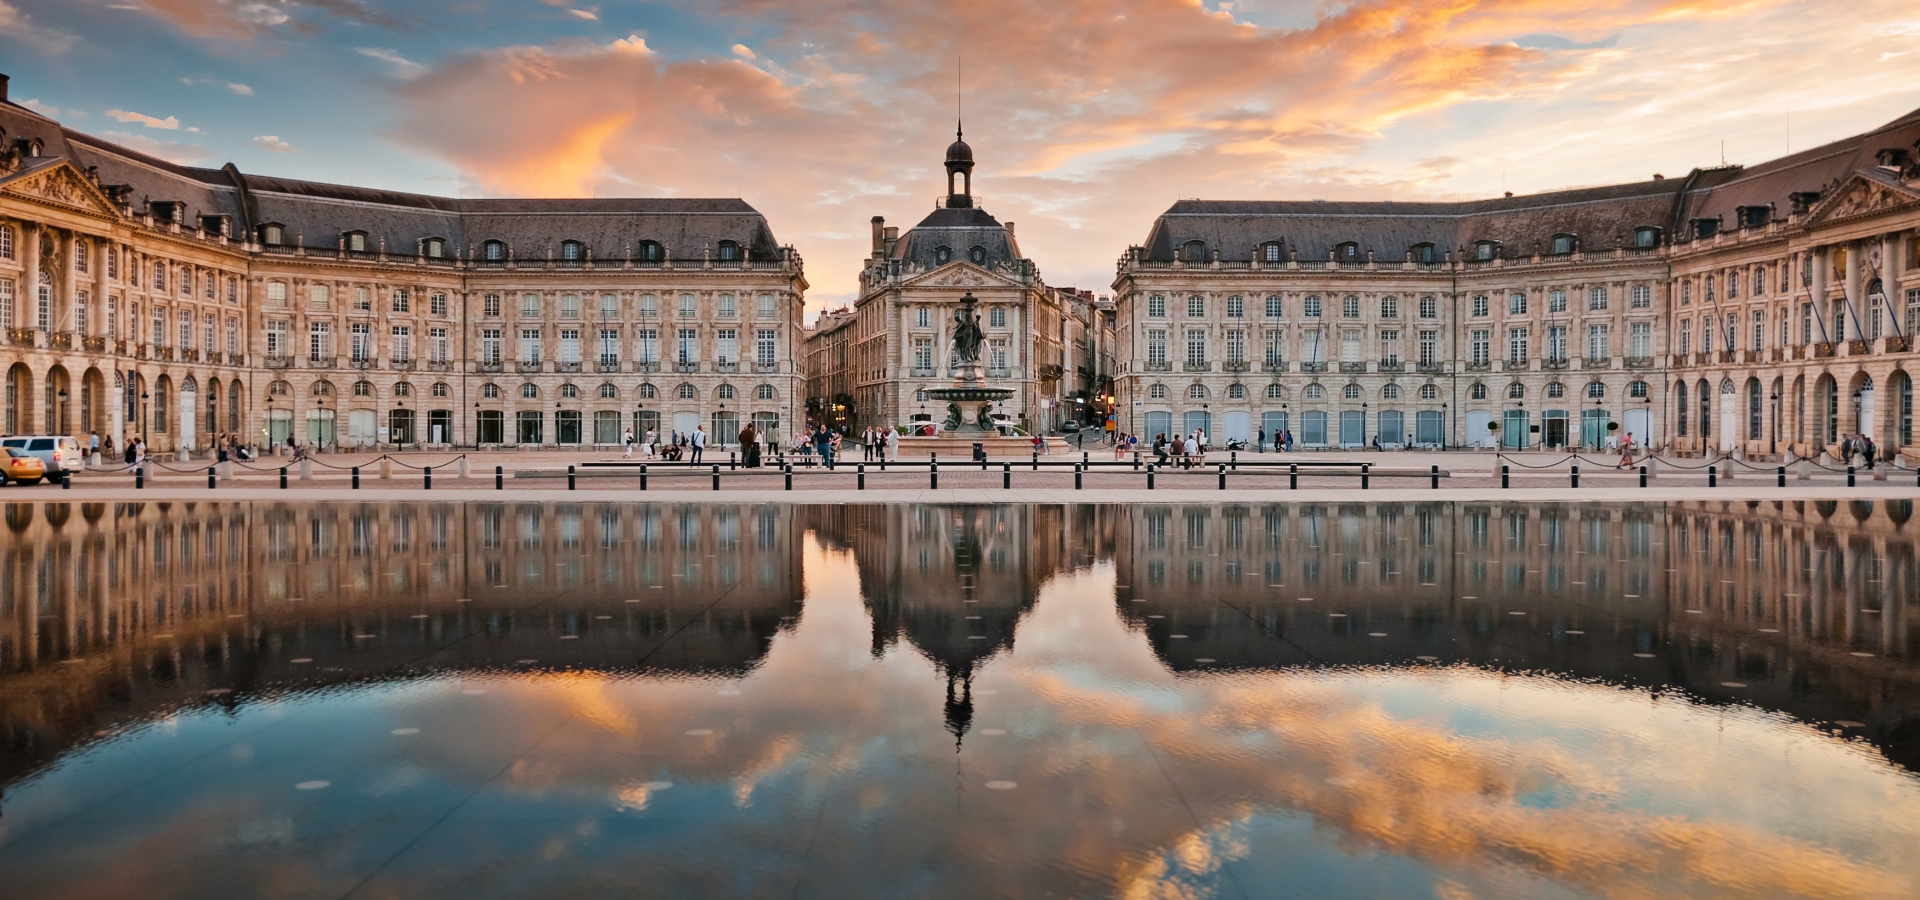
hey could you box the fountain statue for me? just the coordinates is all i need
[924,292,1015,433]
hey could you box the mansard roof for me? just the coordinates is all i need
[0,98,784,261]
[889,205,1022,269]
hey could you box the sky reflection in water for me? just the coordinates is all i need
[0,500,1916,900]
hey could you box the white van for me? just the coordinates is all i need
[0,435,84,475]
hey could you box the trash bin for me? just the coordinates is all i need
[972,442,986,462]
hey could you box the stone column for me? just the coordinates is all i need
[91,236,106,340]
[1811,246,1830,343]
[21,221,40,331]
[1845,240,1866,340]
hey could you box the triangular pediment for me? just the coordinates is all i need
[899,260,1020,291]
[0,158,123,219]
[1803,168,1920,226]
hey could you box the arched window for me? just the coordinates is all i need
[935,246,953,264]
[521,383,539,399]
[1507,383,1525,399]
[639,241,662,263]
[1335,242,1359,261]
[676,383,696,399]
[268,380,291,396]
[1586,381,1606,398]
[1343,384,1362,400]
[561,240,583,261]
[1475,241,1498,261]
[259,224,282,246]
[560,383,579,399]
[1187,384,1207,400]
[1419,384,1438,399]
[1546,382,1564,398]
[1382,384,1400,400]
[1266,384,1284,399]
[394,382,412,397]
[1634,227,1661,248]
[1470,383,1487,399]
[483,240,505,261]
[969,246,987,265]
[638,383,658,399]
[716,240,739,261]
[599,383,619,399]
[482,383,501,398]
[1411,242,1436,263]
[424,238,445,258]
[312,381,334,396]
[755,384,775,400]
[1629,380,1648,398]
[1149,384,1168,399]
[345,231,368,252]
[153,262,167,292]
[1304,384,1324,399]
[432,382,450,397]
[718,384,735,400]
[1227,384,1245,399]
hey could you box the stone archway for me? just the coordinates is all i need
[82,366,108,438]
[4,362,30,434]
[45,364,70,436]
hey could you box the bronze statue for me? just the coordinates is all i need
[951,294,984,365]
[943,401,965,432]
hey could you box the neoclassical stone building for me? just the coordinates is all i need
[0,75,807,454]
[805,132,1066,434]
[1115,107,1920,458]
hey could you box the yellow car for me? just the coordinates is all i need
[0,447,46,486]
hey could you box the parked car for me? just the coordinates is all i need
[1060,420,1082,434]
[0,447,47,486]
[0,435,83,476]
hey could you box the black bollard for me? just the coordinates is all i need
[1289,463,1298,490]
[1431,464,1439,490]
[1361,463,1370,490]
[208,466,216,490]
[425,466,432,490]
[495,465,504,490]
[1709,466,1718,488]
[1501,465,1510,489]
[1847,465,1856,487]
[1002,462,1011,490]
[1082,451,1089,468]
[1777,466,1786,488]
[1146,463,1155,490]
[1031,452,1038,472]
[1571,465,1579,489]
[568,465,577,491]
[1639,464,1647,488]
[712,465,720,491]
[784,463,793,490]
[136,467,144,489]
[858,463,866,490]
[352,466,360,489]
[1231,450,1238,471]
[730,451,737,471]
[279,466,288,489]
[640,464,648,491]
[930,461,939,490]
[1217,463,1226,491]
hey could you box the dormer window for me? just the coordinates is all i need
[935,246,953,265]
[1550,233,1576,255]
[1262,242,1283,262]
[1736,205,1771,229]
[483,240,505,261]
[969,246,987,265]
[344,231,368,253]
[561,240,583,261]
[717,240,739,261]
[259,224,283,246]
[1633,227,1661,248]
[1475,241,1499,261]
[1335,242,1359,261]
[1692,218,1720,240]
[424,238,445,258]
[1182,241,1207,263]
[1411,242,1436,263]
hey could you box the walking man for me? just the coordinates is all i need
[691,425,706,464]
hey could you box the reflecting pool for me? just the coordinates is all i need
[1,500,1917,899]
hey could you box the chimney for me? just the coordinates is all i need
[870,215,885,256]
[1004,221,1015,236]
[883,226,899,257]
[0,74,9,104]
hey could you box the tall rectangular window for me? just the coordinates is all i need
[1340,328,1362,363]
[106,296,117,338]
[1752,310,1765,351]
[913,337,933,370]
[308,284,328,309]
[1186,329,1207,365]
[756,329,776,366]
[1147,296,1166,318]
[309,322,332,360]
[391,288,410,313]
[989,307,1007,327]
[1510,293,1529,315]
[483,293,501,317]
[1265,331,1284,365]
[757,294,776,318]
[391,325,412,362]
[1587,324,1609,359]
[678,294,696,318]
[107,246,117,279]
[718,294,736,317]
[636,328,658,364]
[521,294,539,318]
[1418,330,1437,366]
[1629,322,1650,358]
[1471,329,1490,364]
[520,328,542,364]
[1548,291,1566,313]
[1381,296,1399,319]
[1226,329,1245,362]
[178,310,193,349]
[266,320,287,357]
[1342,296,1360,318]
[1379,329,1400,366]
[716,328,737,363]
[225,317,237,354]
[1266,296,1283,318]
[1226,296,1243,319]
[351,322,372,360]
[267,281,289,308]
[1471,296,1488,317]
[1304,296,1322,317]
[599,328,619,364]
[677,328,697,363]
[1802,303,1814,344]
[1588,287,1607,310]
[559,328,580,363]
[1419,296,1437,319]
[432,292,449,316]
[1546,325,1566,360]
[1507,327,1529,363]
[481,328,502,364]
[202,311,214,350]
[152,307,165,345]
[1678,320,1691,355]
[988,338,1008,369]
[559,294,579,318]
[430,327,449,363]
[354,287,371,311]
[1908,289,1920,336]
[1632,285,1651,308]
[0,278,11,328]
[639,294,657,318]
[1187,296,1205,318]
[75,290,89,334]
[1147,329,1167,365]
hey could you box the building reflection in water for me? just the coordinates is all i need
[0,499,1916,898]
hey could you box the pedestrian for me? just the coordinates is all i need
[623,427,635,459]
[1184,432,1200,468]
[1152,433,1169,465]
[1864,433,1878,470]
[1114,431,1129,461]
[738,421,757,468]
[1616,432,1637,469]
[88,430,100,460]
[886,425,899,461]
[1257,426,1266,453]
[691,426,706,464]
[216,433,230,464]
[1033,432,1044,456]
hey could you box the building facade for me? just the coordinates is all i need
[805,134,1065,435]
[1114,108,1920,458]
[0,76,807,453]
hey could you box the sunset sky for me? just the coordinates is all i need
[4,0,1919,314]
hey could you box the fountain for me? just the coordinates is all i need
[924,292,1015,432]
